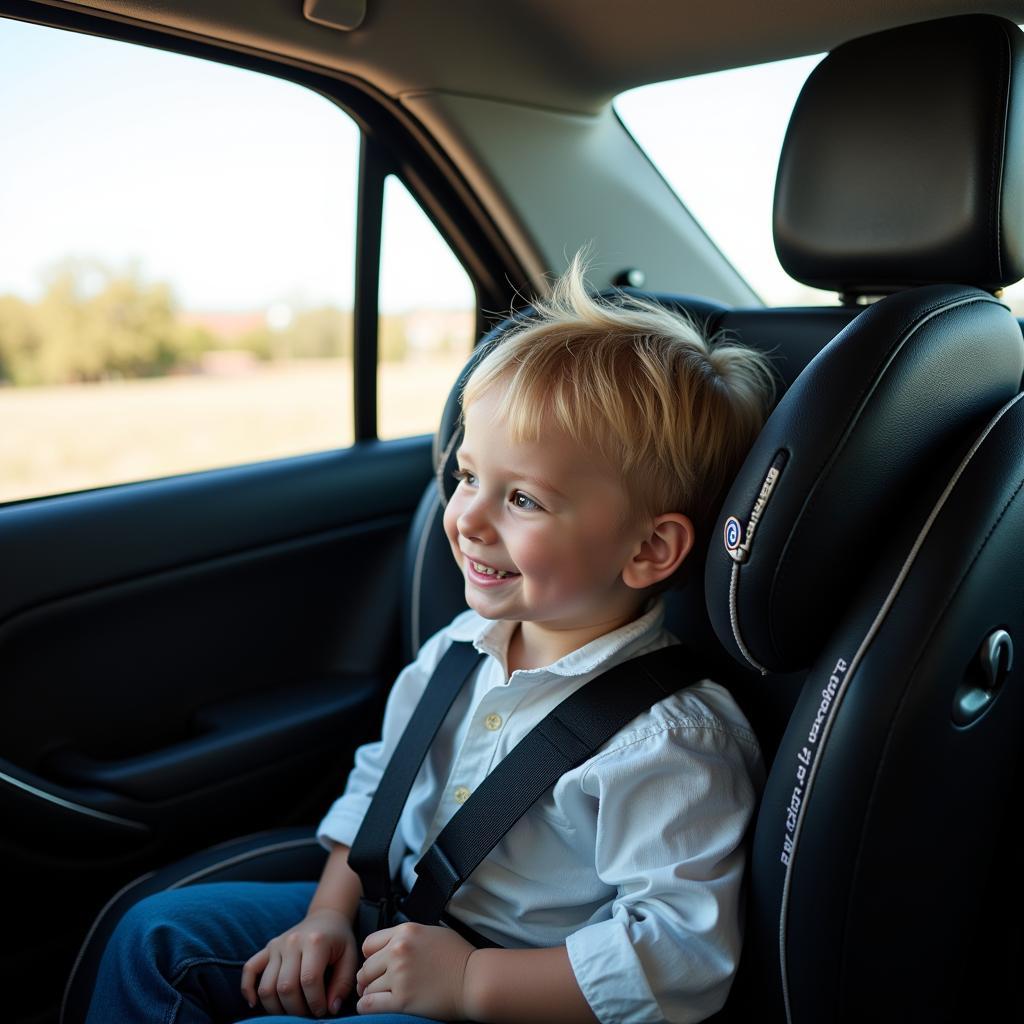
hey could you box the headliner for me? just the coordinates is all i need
[22,0,1024,112]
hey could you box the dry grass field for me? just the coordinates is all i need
[0,355,468,504]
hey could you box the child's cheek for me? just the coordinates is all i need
[442,496,462,553]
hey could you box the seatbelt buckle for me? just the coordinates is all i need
[356,888,411,946]
[356,896,391,946]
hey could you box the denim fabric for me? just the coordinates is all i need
[84,879,453,1024]
[85,881,321,1024]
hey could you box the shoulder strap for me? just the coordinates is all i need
[348,640,484,925]
[401,643,698,928]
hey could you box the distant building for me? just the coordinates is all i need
[402,308,475,356]
[179,310,266,341]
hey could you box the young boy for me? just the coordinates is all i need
[84,256,774,1024]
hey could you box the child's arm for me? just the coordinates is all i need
[465,945,597,1023]
[356,923,597,1023]
[240,842,363,1018]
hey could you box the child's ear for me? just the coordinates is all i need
[621,513,695,591]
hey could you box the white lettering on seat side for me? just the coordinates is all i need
[780,657,848,865]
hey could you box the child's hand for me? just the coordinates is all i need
[241,907,359,1018]
[356,921,477,1019]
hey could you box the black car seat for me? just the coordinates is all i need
[62,13,1024,1024]
[703,15,1024,1022]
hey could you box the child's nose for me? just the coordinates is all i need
[457,499,495,543]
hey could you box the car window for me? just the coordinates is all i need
[377,174,476,440]
[615,54,832,307]
[0,18,362,503]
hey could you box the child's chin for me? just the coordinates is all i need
[467,598,503,620]
[465,589,509,619]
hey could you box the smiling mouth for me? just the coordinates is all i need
[467,558,520,579]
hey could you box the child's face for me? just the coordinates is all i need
[442,385,648,634]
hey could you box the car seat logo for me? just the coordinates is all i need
[724,516,742,551]
[724,450,788,564]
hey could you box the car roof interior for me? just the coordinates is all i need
[25,0,1024,110]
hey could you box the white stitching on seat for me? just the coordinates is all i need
[778,390,1024,1024]
[60,869,157,1024]
[165,836,318,891]
[59,835,320,1024]
[729,561,769,675]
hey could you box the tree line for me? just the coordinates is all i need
[0,262,418,387]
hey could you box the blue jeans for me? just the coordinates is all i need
[84,880,445,1024]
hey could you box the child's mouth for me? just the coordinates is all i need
[466,558,521,585]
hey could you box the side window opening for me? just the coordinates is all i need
[615,54,831,307]
[376,174,477,441]
[0,18,360,504]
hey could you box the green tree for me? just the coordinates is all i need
[0,260,216,385]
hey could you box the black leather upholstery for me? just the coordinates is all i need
[742,391,1024,1021]
[61,829,328,1024]
[775,16,1024,297]
[706,285,1024,673]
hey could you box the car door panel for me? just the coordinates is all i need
[1,435,432,879]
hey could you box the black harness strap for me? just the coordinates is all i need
[401,643,696,930]
[348,640,484,940]
[348,640,699,948]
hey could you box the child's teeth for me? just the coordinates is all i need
[473,560,511,578]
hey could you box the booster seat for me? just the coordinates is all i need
[62,13,1024,1024]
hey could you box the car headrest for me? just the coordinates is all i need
[705,284,1024,675]
[774,15,1024,298]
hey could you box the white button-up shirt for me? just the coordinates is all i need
[317,599,764,1024]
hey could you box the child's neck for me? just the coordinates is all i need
[505,607,645,674]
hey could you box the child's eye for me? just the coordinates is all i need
[511,491,542,511]
[452,468,477,487]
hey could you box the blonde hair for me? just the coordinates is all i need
[460,252,776,531]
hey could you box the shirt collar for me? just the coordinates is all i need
[446,597,665,680]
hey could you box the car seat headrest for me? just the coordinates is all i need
[775,15,1024,298]
[705,285,1024,674]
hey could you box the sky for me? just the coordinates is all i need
[0,16,474,314]
[615,53,829,305]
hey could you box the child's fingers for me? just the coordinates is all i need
[360,925,396,959]
[240,947,269,1007]
[354,946,387,1000]
[255,951,287,1016]
[324,936,359,1014]
[358,967,392,998]
[357,989,398,1015]
[274,944,310,1018]
[297,943,331,1019]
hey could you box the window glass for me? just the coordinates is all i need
[615,55,832,307]
[377,174,476,440]
[0,19,358,504]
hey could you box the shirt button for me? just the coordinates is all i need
[453,786,471,804]
[484,713,503,731]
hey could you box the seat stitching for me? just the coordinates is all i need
[167,837,320,890]
[839,432,1024,1004]
[776,391,1024,1022]
[768,292,996,658]
[60,869,158,1024]
[62,834,320,1024]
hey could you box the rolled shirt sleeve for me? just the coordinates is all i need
[565,717,763,1024]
